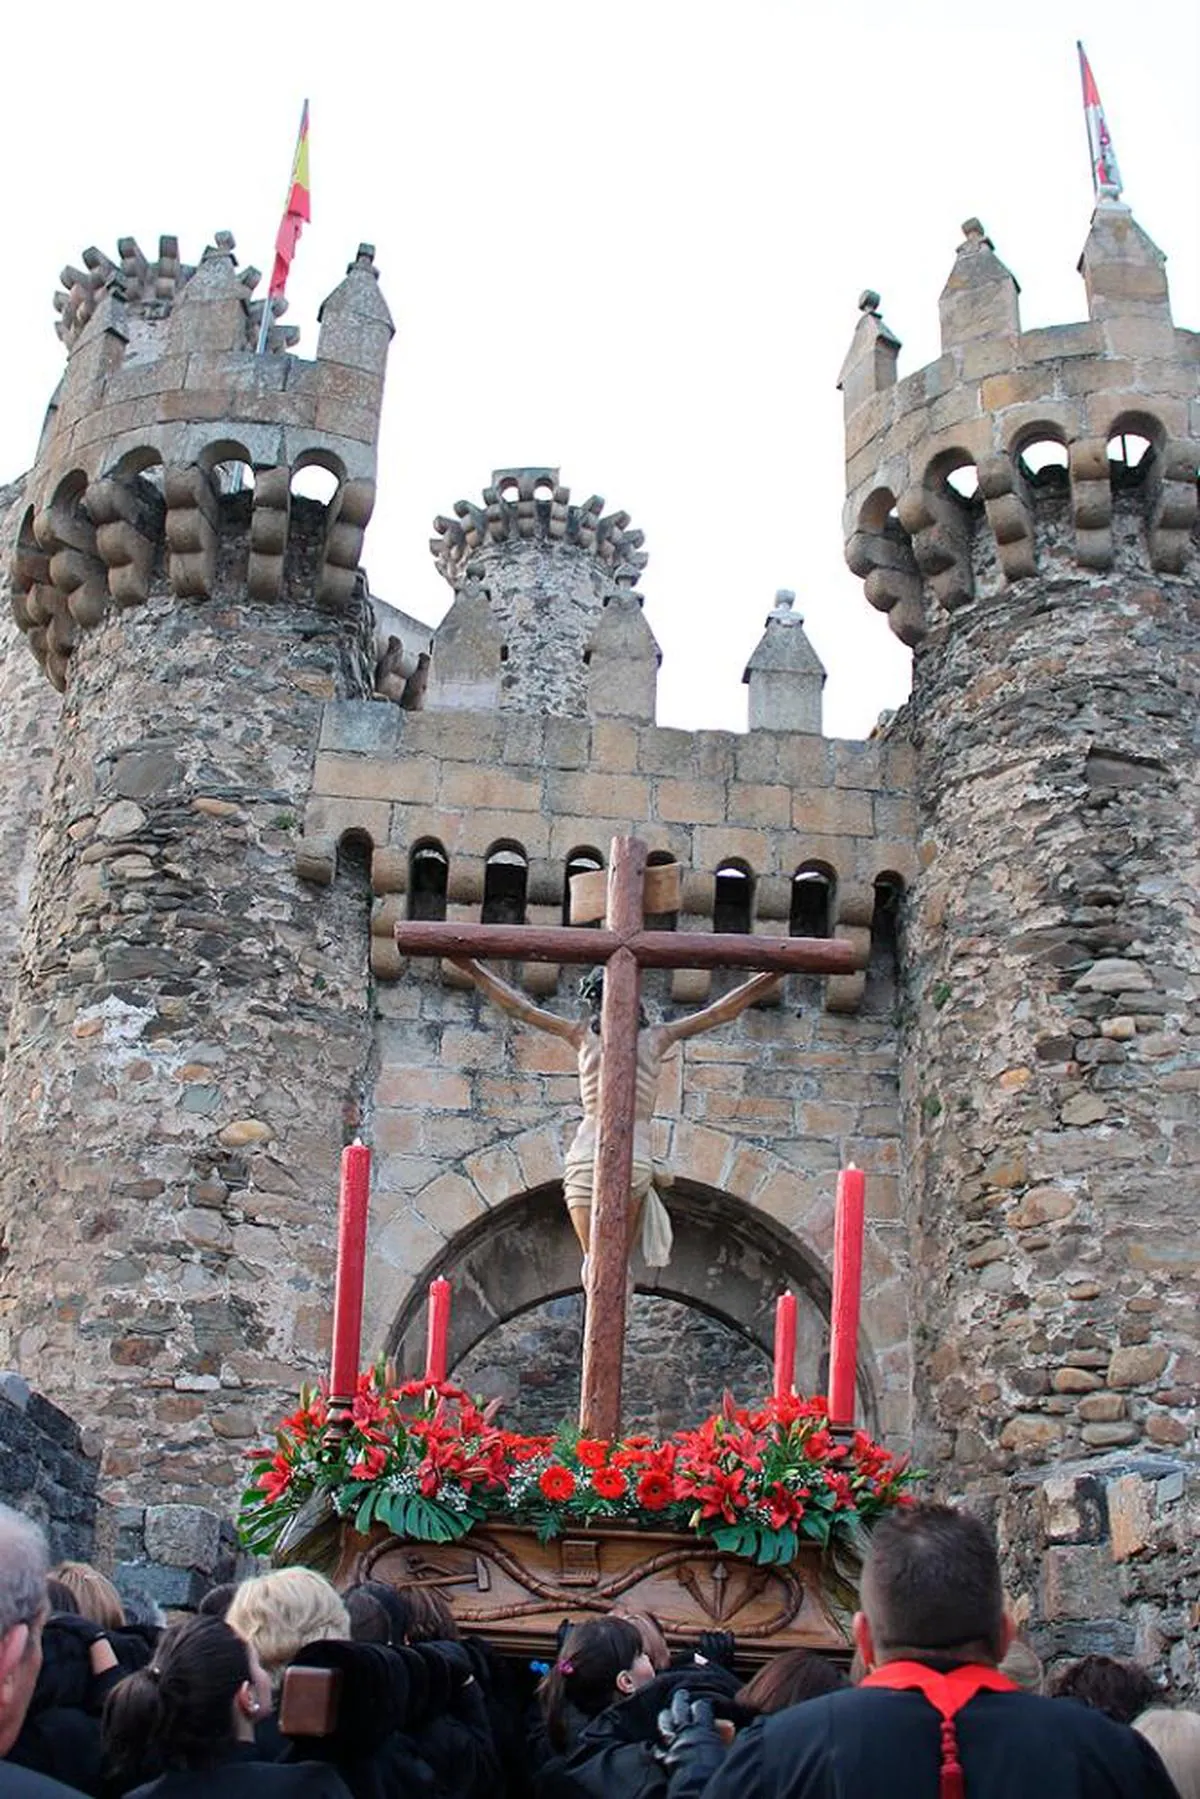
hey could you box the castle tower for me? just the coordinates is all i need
[842,206,1199,1669]
[0,234,393,1502]
[429,466,647,716]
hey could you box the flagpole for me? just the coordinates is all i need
[255,294,275,357]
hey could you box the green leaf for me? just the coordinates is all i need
[354,1488,380,1534]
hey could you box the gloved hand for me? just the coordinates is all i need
[656,1688,722,1766]
[696,1630,737,1670]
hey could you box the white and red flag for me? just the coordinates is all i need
[1077,43,1123,199]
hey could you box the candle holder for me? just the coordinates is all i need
[323,1393,355,1446]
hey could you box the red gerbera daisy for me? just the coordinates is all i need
[636,1469,676,1511]
[590,1466,627,1500]
[575,1439,610,1468]
[539,1464,576,1503]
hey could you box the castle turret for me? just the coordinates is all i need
[0,234,393,1502]
[428,466,647,716]
[742,590,825,733]
[842,205,1199,1674]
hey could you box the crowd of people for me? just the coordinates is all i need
[1,1499,1196,1799]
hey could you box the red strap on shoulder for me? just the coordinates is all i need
[861,1661,1020,1799]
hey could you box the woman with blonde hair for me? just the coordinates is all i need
[52,1562,126,1630]
[225,1569,350,1690]
[1134,1708,1200,1799]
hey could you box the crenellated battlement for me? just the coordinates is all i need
[841,205,1200,645]
[431,466,648,590]
[10,234,394,688]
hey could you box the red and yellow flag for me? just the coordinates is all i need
[269,101,311,299]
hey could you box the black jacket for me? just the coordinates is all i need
[698,1686,1179,1799]
[278,1640,440,1799]
[0,1765,88,1799]
[535,1666,749,1799]
[7,1616,126,1796]
[128,1749,349,1799]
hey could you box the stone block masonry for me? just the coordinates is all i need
[842,201,1199,1690]
[0,1374,99,1564]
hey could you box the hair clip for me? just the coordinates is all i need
[555,1657,575,1676]
[529,1659,551,1677]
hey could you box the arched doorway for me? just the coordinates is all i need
[385,1180,880,1434]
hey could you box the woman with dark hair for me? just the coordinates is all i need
[537,1618,654,1761]
[534,1615,749,1799]
[736,1650,848,1715]
[101,1615,348,1799]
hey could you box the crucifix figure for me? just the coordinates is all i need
[448,953,783,1272]
[394,836,856,1438]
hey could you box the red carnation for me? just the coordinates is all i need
[636,1470,676,1511]
[575,1439,610,1468]
[539,1464,576,1503]
[590,1466,627,1500]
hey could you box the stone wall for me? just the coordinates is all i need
[0,483,61,1062]
[454,1294,773,1437]
[0,1373,99,1564]
[842,204,1199,1689]
[0,501,378,1508]
[297,699,916,1444]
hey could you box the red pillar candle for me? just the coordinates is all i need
[329,1141,372,1401]
[425,1277,452,1385]
[828,1164,866,1426]
[773,1290,798,1400]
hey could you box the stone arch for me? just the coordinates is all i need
[377,1173,890,1436]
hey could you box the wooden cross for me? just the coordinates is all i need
[394,836,856,1438]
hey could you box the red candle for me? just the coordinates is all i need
[828,1165,866,1426]
[425,1277,451,1385]
[329,1141,372,1401]
[773,1291,797,1400]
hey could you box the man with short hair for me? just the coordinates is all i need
[694,1503,1175,1798]
[0,1504,81,1795]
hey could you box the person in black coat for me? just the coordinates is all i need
[682,1504,1177,1799]
[535,1624,750,1799]
[7,1612,125,1795]
[343,1580,501,1799]
[100,1614,347,1799]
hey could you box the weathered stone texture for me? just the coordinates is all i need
[0,483,61,1052]
[456,1294,772,1436]
[0,498,376,1507]
[0,1376,100,1564]
[844,205,1199,1690]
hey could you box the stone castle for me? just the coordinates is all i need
[0,193,1195,1682]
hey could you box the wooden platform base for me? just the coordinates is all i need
[333,1522,854,1665]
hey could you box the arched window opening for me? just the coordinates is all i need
[290,465,340,506]
[871,871,904,970]
[563,846,604,927]
[1017,438,1069,484]
[483,842,528,926]
[944,463,980,501]
[789,863,835,939]
[337,829,373,889]
[408,839,449,922]
[713,862,754,935]
[211,459,255,495]
[645,848,679,931]
[1107,430,1152,471]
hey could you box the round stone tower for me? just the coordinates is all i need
[429,465,648,716]
[841,205,1199,1679]
[0,232,394,1502]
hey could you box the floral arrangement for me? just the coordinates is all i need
[239,1370,916,1568]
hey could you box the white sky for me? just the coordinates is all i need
[2,1,1196,740]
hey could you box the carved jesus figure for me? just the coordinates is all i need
[450,957,781,1269]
